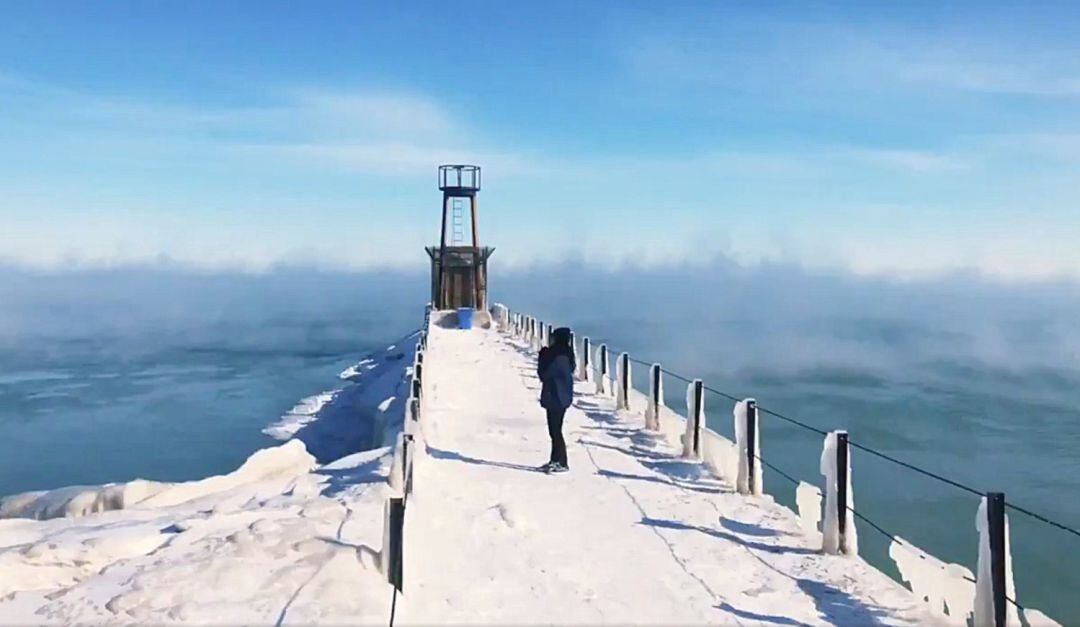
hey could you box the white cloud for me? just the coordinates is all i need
[615,14,1080,99]
[846,148,971,173]
[248,141,528,177]
[289,89,455,137]
[894,56,1080,97]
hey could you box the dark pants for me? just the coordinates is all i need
[546,406,568,467]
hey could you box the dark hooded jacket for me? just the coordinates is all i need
[538,327,575,410]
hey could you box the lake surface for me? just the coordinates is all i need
[1,264,1077,620]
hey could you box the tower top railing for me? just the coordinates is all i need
[439,164,481,193]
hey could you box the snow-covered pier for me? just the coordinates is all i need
[0,307,1063,625]
[397,311,931,624]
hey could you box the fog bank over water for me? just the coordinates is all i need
[4,259,1079,383]
[4,259,1079,382]
[0,264,428,356]
[495,258,1080,389]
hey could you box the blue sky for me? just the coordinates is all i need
[1,1,1079,278]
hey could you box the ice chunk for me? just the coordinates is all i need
[1022,609,1064,627]
[889,536,974,622]
[0,440,313,520]
[796,481,822,538]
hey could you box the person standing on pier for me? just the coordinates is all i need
[538,327,575,473]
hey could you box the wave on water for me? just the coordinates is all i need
[263,390,341,441]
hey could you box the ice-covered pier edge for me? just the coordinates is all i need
[0,306,1062,625]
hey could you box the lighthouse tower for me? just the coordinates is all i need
[425,165,495,310]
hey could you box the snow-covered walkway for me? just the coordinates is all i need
[400,322,930,625]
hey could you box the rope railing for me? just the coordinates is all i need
[508,309,1071,623]
[753,449,1025,610]
[605,339,1077,537]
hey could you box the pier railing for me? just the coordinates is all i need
[503,307,1071,627]
[380,306,431,624]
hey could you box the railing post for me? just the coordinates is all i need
[988,492,1008,627]
[596,344,609,395]
[403,434,414,496]
[836,430,848,553]
[684,379,704,459]
[735,399,760,496]
[646,363,662,430]
[569,331,577,378]
[384,497,405,591]
[616,352,631,410]
[746,399,758,494]
[546,324,553,347]
[821,430,856,555]
[581,337,591,382]
[693,379,703,455]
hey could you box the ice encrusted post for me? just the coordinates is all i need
[683,379,704,459]
[733,399,762,495]
[405,434,415,495]
[645,363,663,431]
[974,493,1019,627]
[569,331,578,379]
[580,337,591,382]
[616,352,631,410]
[595,344,610,395]
[820,430,858,555]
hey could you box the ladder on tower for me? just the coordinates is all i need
[451,198,465,245]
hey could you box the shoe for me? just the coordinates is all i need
[549,462,569,473]
[539,462,554,473]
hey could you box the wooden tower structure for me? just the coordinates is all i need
[425,165,494,310]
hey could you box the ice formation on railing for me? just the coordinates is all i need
[682,381,704,459]
[889,536,975,624]
[593,346,612,396]
[973,496,1020,627]
[733,399,762,495]
[616,353,630,410]
[796,481,823,538]
[644,364,663,431]
[820,431,858,555]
